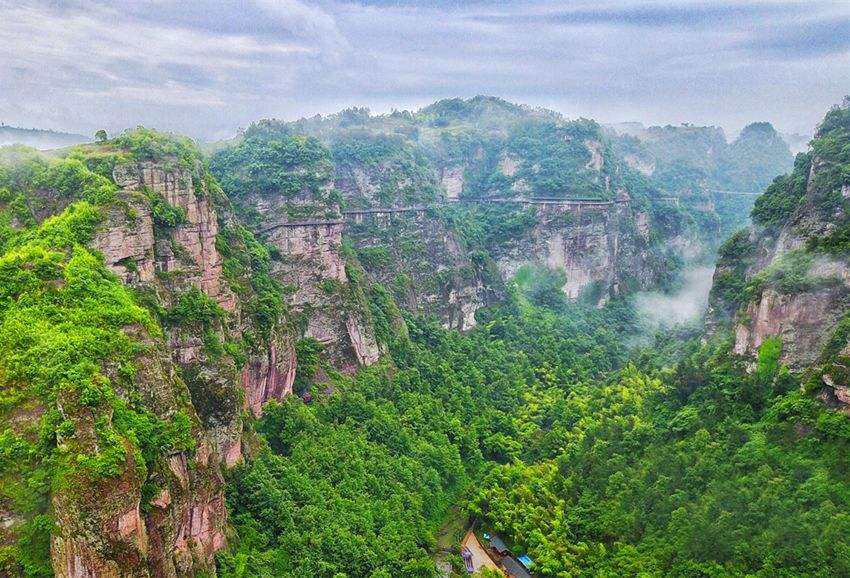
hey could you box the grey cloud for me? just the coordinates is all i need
[0,0,847,139]
[740,14,850,58]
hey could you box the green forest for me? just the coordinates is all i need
[0,99,847,578]
[219,282,850,577]
[4,0,850,575]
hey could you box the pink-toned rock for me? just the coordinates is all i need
[93,201,156,284]
[152,488,172,509]
[241,338,297,417]
[168,453,189,489]
[115,506,147,552]
[734,283,847,368]
[174,494,227,560]
[108,161,236,312]
[261,216,381,370]
[223,439,242,468]
[145,452,228,577]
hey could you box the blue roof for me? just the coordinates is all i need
[517,554,534,568]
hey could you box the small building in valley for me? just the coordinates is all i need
[488,534,509,556]
[502,556,533,578]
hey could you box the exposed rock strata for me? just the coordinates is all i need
[491,199,660,303]
[344,210,495,331]
[242,191,381,371]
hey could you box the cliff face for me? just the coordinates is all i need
[50,334,230,578]
[734,283,849,367]
[708,101,850,410]
[345,209,497,330]
[209,130,383,373]
[237,191,381,372]
[432,135,668,303]
[332,129,669,308]
[0,131,306,577]
[105,161,235,310]
[239,326,297,417]
[96,160,251,459]
[211,100,688,322]
[327,140,495,330]
[487,198,661,302]
[50,158,254,577]
[330,134,441,210]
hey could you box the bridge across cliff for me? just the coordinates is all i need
[706,189,762,196]
[260,196,628,231]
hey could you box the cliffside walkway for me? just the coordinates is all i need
[257,219,345,234]
[450,196,620,206]
[259,196,626,231]
[706,189,762,196]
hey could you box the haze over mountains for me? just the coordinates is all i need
[3,92,849,577]
[0,125,89,150]
[3,1,848,139]
[0,114,812,158]
[2,1,850,576]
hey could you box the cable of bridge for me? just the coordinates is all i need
[705,189,762,196]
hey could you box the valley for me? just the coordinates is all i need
[1,96,848,578]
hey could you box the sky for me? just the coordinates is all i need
[1,0,849,141]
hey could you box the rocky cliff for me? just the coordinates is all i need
[0,130,300,577]
[708,100,850,410]
[0,98,768,577]
[209,130,382,371]
[345,208,497,330]
[488,198,657,302]
[210,99,681,321]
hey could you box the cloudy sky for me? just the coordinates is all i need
[1,0,849,140]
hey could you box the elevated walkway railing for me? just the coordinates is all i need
[257,195,627,231]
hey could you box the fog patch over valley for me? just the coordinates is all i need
[634,265,715,330]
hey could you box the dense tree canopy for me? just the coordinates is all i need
[220,277,850,577]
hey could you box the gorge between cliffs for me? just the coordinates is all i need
[1,95,850,578]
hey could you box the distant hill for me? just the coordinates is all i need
[606,120,794,237]
[0,124,90,150]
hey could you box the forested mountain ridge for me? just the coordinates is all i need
[0,132,297,576]
[711,98,850,408]
[208,102,674,323]
[466,101,850,576]
[607,119,794,244]
[0,98,847,578]
[207,96,796,316]
[215,97,794,269]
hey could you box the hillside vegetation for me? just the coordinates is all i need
[0,98,846,578]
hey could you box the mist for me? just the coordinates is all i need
[634,265,715,331]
